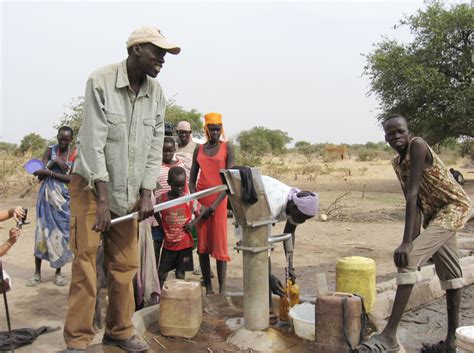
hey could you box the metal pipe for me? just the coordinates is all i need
[268,233,292,244]
[110,184,228,225]
[242,224,269,330]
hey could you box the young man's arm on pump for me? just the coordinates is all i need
[394,139,428,267]
[412,206,422,241]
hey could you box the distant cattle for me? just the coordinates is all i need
[324,145,348,160]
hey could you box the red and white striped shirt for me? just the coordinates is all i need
[150,160,186,227]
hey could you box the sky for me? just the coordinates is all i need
[0,0,455,145]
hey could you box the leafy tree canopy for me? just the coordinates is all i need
[295,141,311,148]
[54,97,84,139]
[18,133,47,155]
[55,96,203,139]
[237,126,292,155]
[364,2,473,144]
[0,142,17,154]
[164,98,203,137]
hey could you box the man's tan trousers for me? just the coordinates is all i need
[64,174,138,349]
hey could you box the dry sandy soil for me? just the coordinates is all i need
[0,157,473,352]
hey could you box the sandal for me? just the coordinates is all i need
[25,274,41,287]
[193,267,202,275]
[54,274,68,286]
[359,334,400,353]
[421,341,455,353]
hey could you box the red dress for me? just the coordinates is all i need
[196,143,230,262]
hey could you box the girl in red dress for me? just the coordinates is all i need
[189,112,234,294]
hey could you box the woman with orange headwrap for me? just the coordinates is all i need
[189,113,234,294]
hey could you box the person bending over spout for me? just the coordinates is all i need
[258,177,318,300]
[360,114,471,353]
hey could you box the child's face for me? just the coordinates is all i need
[384,117,409,154]
[168,174,186,197]
[162,142,176,164]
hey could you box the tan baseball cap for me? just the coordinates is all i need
[126,26,181,55]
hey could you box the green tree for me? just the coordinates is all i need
[297,144,320,162]
[295,140,311,148]
[54,97,84,139]
[237,128,272,155]
[0,142,17,154]
[165,98,203,137]
[266,129,292,153]
[55,96,203,138]
[364,2,473,144]
[460,137,474,161]
[237,126,292,155]
[18,133,47,155]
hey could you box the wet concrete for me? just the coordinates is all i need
[140,290,318,353]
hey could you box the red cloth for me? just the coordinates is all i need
[157,192,195,251]
[196,143,230,262]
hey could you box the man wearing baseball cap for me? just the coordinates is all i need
[64,26,180,353]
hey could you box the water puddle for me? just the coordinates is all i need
[140,289,318,352]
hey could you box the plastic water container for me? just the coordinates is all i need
[159,279,202,338]
[336,256,376,312]
[289,302,315,341]
[278,280,300,321]
[456,326,474,352]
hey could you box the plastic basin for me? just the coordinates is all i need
[456,326,474,352]
[289,302,315,341]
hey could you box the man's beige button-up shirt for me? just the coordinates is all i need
[73,59,164,216]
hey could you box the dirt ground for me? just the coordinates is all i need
[0,158,473,352]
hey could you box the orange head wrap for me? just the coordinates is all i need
[204,112,226,142]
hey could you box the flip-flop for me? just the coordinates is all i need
[359,334,400,353]
[421,341,454,353]
[54,274,68,286]
[25,274,41,287]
